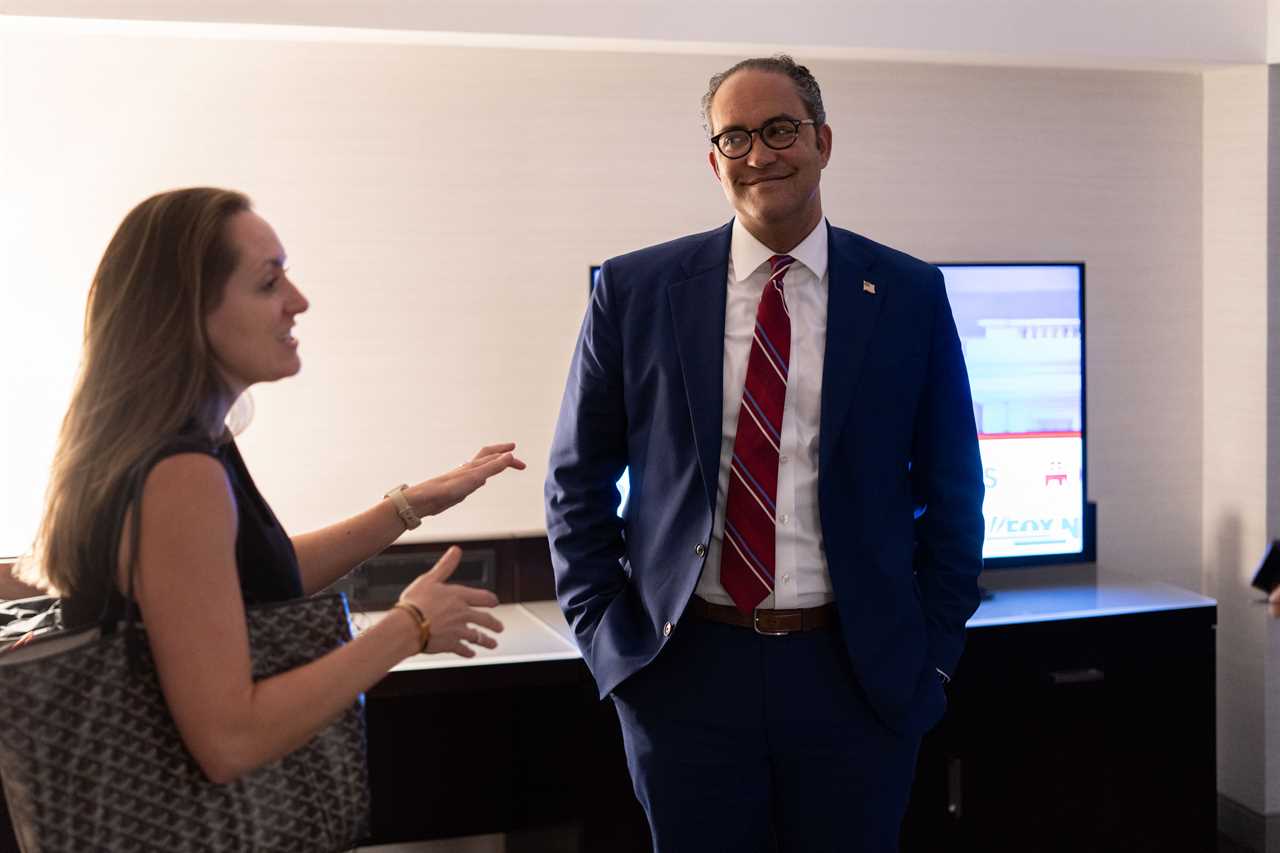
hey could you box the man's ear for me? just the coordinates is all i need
[709,149,722,180]
[817,124,833,167]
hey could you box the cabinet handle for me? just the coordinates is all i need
[946,756,963,819]
[1048,667,1105,685]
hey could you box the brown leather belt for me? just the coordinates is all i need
[688,596,837,636]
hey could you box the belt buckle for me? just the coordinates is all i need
[753,609,790,637]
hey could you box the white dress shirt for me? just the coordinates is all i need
[695,217,834,610]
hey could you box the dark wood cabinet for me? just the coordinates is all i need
[365,658,649,850]
[904,602,1217,852]
[0,571,1215,852]
[363,579,1216,852]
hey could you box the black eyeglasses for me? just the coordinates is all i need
[710,118,817,159]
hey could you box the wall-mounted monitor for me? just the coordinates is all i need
[589,261,1091,568]
[939,263,1089,567]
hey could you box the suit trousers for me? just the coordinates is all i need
[610,612,922,853]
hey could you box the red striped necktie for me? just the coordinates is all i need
[720,253,794,615]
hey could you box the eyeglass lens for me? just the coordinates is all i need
[716,120,802,157]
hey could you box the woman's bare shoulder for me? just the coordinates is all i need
[118,453,238,589]
[145,450,230,491]
[142,452,233,510]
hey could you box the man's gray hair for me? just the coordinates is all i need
[700,55,826,136]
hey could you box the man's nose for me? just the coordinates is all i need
[745,136,778,168]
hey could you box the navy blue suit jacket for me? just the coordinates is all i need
[545,221,984,735]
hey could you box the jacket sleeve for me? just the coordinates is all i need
[544,261,630,662]
[911,268,986,679]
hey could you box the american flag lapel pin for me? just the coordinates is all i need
[863,280,876,295]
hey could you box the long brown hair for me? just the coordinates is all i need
[17,188,250,599]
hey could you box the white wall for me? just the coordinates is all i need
[0,22,1204,594]
[1204,64,1271,813]
[2,0,1267,68]
[1271,0,1280,63]
[1268,64,1280,818]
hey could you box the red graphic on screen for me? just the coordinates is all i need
[1044,460,1067,487]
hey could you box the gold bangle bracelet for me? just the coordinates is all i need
[392,600,431,653]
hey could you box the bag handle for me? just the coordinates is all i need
[98,446,166,674]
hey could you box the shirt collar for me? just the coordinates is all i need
[729,216,829,284]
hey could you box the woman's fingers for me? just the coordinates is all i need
[431,454,525,509]
[466,610,504,633]
[408,446,523,516]
[469,453,526,482]
[464,446,525,473]
[469,442,517,462]
[460,586,499,607]
[433,453,524,504]
[467,630,498,649]
[422,545,462,582]
[435,600,501,633]
[462,451,524,476]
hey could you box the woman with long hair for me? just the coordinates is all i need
[15,187,524,783]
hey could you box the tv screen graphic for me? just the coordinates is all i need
[589,266,631,515]
[589,262,1088,566]
[939,263,1086,564]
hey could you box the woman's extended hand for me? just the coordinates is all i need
[400,546,503,657]
[404,442,526,519]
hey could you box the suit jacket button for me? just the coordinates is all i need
[694,543,706,557]
[663,622,673,637]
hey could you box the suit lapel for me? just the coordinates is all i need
[819,225,880,478]
[668,224,732,514]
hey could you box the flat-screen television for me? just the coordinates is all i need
[589,261,1090,568]
[939,263,1089,567]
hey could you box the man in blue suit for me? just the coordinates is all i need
[546,55,984,852]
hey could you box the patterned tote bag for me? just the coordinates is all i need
[0,593,370,852]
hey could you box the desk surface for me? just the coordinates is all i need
[357,603,580,672]
[363,569,1216,672]
[972,567,1216,628]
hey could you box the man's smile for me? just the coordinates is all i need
[739,173,792,187]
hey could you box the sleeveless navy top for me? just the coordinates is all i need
[62,436,303,628]
[212,439,304,605]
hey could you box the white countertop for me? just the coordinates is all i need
[361,569,1215,672]
[354,603,580,672]
[971,567,1215,628]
